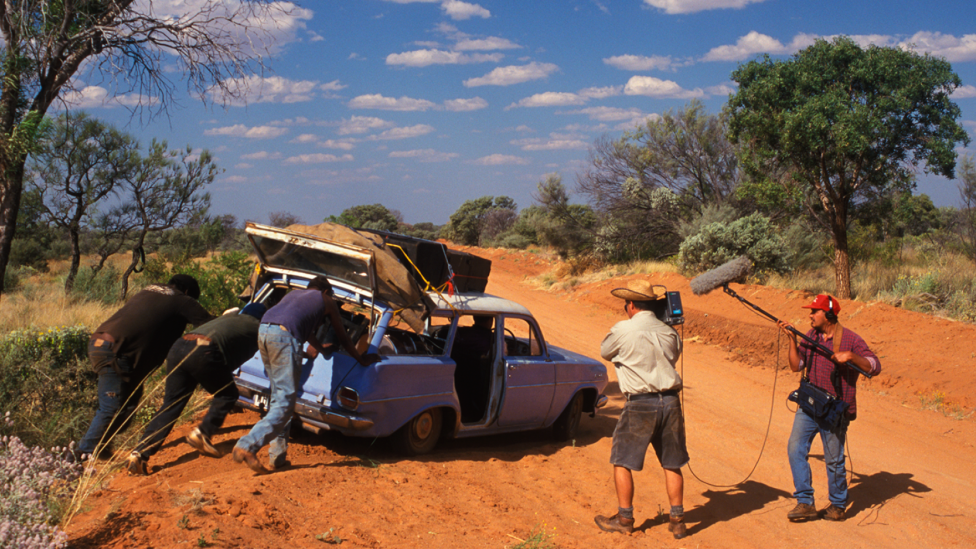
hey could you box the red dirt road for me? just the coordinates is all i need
[66,248,976,549]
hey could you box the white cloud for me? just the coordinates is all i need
[337,116,394,135]
[442,0,490,20]
[624,76,704,99]
[471,154,530,165]
[222,175,247,184]
[705,83,737,96]
[578,86,623,99]
[291,134,319,143]
[953,85,976,99]
[642,0,770,15]
[569,106,646,122]
[348,94,437,111]
[240,151,283,160]
[321,80,347,91]
[234,163,253,170]
[511,133,589,151]
[386,49,504,67]
[464,62,559,87]
[389,149,459,162]
[900,32,976,62]
[370,124,437,140]
[283,153,355,165]
[508,92,585,109]
[205,124,288,139]
[444,97,489,111]
[154,1,313,56]
[209,75,322,104]
[603,54,675,71]
[62,85,156,108]
[318,139,357,150]
[454,36,521,51]
[702,31,786,62]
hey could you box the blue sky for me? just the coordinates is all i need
[66,0,976,225]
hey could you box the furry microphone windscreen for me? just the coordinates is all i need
[689,256,752,296]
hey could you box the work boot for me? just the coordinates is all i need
[821,504,846,521]
[269,454,291,471]
[787,502,819,522]
[594,513,634,534]
[668,515,687,539]
[186,427,221,458]
[232,446,269,474]
[126,451,149,476]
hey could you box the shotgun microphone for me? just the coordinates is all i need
[689,256,752,295]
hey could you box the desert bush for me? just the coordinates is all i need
[0,326,97,449]
[143,251,254,315]
[677,212,791,279]
[0,413,82,549]
[66,265,124,306]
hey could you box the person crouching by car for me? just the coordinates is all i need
[77,274,212,461]
[594,280,689,539]
[125,303,268,475]
[232,276,380,473]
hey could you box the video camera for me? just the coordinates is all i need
[647,286,684,327]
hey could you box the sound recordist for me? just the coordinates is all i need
[778,294,881,522]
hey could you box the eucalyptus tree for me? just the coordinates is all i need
[727,36,970,298]
[29,112,138,290]
[0,0,295,293]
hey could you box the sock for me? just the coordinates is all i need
[618,506,634,520]
[670,505,684,518]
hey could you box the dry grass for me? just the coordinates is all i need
[532,256,678,291]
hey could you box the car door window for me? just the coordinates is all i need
[503,317,543,357]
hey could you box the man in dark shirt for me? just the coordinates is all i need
[126,303,267,475]
[77,274,212,459]
[778,294,881,522]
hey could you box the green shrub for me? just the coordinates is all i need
[67,265,124,305]
[0,326,98,449]
[677,212,791,279]
[143,251,255,315]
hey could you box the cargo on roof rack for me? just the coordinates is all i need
[360,229,492,294]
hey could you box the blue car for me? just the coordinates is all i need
[234,222,609,455]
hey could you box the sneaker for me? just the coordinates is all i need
[126,452,148,476]
[821,504,846,521]
[787,502,819,522]
[594,513,634,534]
[186,427,221,458]
[668,516,687,539]
[232,446,269,474]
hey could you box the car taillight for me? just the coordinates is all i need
[337,387,360,411]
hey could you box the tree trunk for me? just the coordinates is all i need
[65,228,82,292]
[0,165,26,294]
[120,231,148,300]
[832,225,852,299]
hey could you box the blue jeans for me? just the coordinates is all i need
[235,324,300,464]
[788,408,848,508]
[78,339,142,456]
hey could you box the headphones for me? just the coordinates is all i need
[825,296,837,323]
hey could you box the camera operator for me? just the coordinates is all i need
[778,294,881,522]
[594,280,689,539]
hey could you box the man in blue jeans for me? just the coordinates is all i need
[594,280,688,539]
[78,275,212,460]
[778,294,881,522]
[232,276,379,473]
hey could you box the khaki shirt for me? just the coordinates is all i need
[600,311,682,396]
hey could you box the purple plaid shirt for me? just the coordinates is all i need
[798,327,880,419]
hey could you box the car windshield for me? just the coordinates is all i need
[249,232,372,292]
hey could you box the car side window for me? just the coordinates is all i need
[502,317,543,357]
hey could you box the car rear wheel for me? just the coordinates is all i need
[552,392,583,441]
[392,408,442,456]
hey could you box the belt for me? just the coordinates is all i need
[91,332,115,349]
[182,333,212,346]
[626,389,680,401]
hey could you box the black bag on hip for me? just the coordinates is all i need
[789,379,849,429]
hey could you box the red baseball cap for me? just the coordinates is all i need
[801,294,840,315]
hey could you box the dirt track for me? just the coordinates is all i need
[66,247,976,548]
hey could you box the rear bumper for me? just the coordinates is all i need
[235,378,374,431]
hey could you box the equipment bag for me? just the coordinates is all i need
[788,322,849,429]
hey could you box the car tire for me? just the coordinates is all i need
[552,392,583,442]
[392,408,442,456]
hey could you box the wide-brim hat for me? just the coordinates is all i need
[610,280,665,302]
